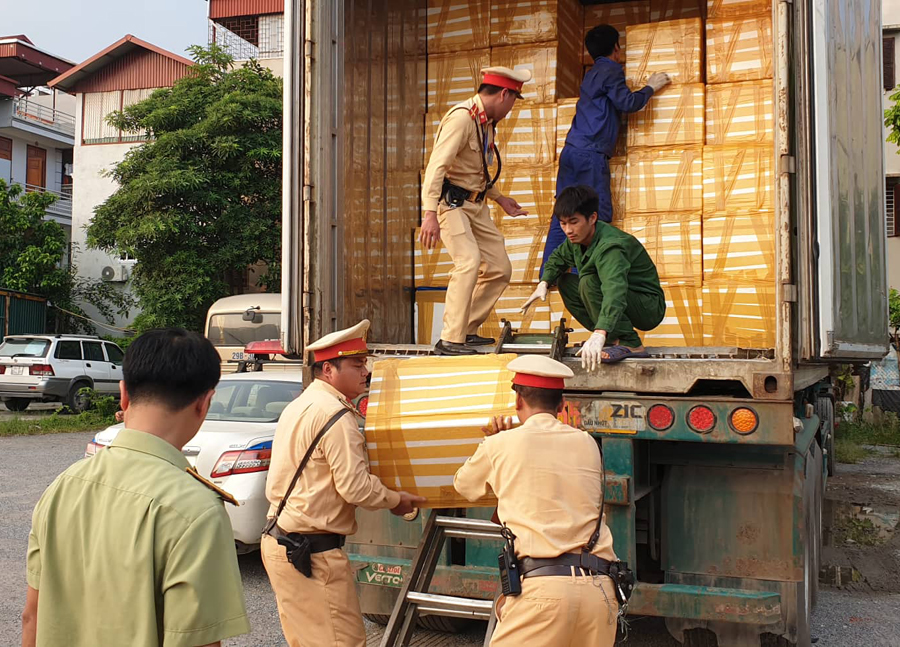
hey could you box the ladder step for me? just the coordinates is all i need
[406,592,494,620]
[435,516,503,540]
[500,343,552,352]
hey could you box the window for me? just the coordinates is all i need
[55,341,83,360]
[104,343,124,365]
[206,379,302,423]
[82,89,155,145]
[888,179,900,238]
[886,36,896,92]
[0,136,11,161]
[206,312,281,347]
[219,16,260,46]
[82,341,105,361]
[0,338,50,358]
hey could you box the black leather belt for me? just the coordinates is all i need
[268,524,345,553]
[465,189,487,203]
[524,565,596,579]
[520,553,612,579]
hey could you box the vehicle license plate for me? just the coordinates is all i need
[10,365,25,375]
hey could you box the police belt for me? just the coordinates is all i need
[520,552,612,579]
[267,524,346,553]
[441,178,487,206]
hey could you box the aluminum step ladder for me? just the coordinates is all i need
[494,317,570,361]
[380,510,503,647]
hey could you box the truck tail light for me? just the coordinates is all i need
[211,446,272,478]
[29,364,54,377]
[0,365,5,374]
[647,404,674,431]
[729,407,759,435]
[687,405,716,433]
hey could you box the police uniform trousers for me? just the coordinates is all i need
[490,571,619,647]
[558,273,666,348]
[261,534,365,647]
[541,147,614,272]
[438,199,512,344]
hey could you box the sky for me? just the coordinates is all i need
[5,0,210,64]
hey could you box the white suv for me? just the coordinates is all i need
[0,335,125,412]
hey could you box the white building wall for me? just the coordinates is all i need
[885,0,900,289]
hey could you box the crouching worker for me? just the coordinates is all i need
[522,185,666,370]
[453,355,621,646]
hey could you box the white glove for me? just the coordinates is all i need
[520,281,549,314]
[576,331,607,372]
[647,71,672,92]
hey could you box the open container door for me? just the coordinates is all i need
[809,0,889,359]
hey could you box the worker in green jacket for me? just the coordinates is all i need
[521,185,666,371]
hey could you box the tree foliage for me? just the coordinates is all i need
[87,45,283,332]
[886,88,900,148]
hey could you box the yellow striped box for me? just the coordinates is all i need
[705,79,774,145]
[627,83,705,148]
[618,212,703,281]
[426,0,491,53]
[414,227,453,288]
[625,18,704,89]
[490,42,582,104]
[702,280,777,348]
[707,0,771,19]
[415,289,447,345]
[583,1,651,65]
[702,211,776,282]
[706,14,773,84]
[496,102,557,165]
[650,0,705,22]
[640,280,704,347]
[500,223,549,284]
[490,0,584,48]
[427,49,491,112]
[490,162,558,227]
[626,146,704,214]
[702,144,774,214]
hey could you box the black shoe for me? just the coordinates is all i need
[434,340,479,356]
[465,334,495,346]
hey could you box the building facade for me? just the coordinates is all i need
[208,0,285,74]
[885,3,900,289]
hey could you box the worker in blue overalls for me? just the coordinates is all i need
[541,24,672,270]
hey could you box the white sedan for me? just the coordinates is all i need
[85,371,305,553]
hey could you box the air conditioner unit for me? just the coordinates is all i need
[101,265,130,282]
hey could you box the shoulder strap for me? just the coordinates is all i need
[584,438,605,553]
[271,407,353,523]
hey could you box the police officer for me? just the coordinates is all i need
[454,355,619,646]
[262,320,425,647]
[421,66,532,356]
[22,329,250,647]
[541,24,671,270]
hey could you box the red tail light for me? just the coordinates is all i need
[687,405,716,433]
[30,364,54,377]
[647,404,675,431]
[357,396,369,417]
[0,366,5,374]
[210,447,272,478]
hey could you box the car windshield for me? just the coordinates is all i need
[0,338,50,358]
[206,379,302,423]
[207,312,281,347]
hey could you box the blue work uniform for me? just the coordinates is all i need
[542,57,655,271]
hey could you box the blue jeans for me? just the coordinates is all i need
[541,147,613,273]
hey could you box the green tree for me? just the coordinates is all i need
[86,45,283,332]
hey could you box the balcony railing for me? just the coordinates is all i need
[12,97,76,138]
[25,183,73,222]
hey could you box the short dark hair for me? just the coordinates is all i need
[554,185,600,220]
[513,384,564,411]
[123,328,221,411]
[585,24,620,60]
[312,357,348,378]
[478,83,521,99]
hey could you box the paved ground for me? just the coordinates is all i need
[2,432,899,646]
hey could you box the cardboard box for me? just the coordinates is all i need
[640,280,704,347]
[490,42,582,104]
[426,0,491,53]
[556,99,627,158]
[415,289,447,345]
[610,156,627,220]
[500,223,548,283]
[702,211,776,282]
[706,15,774,84]
[479,283,553,338]
[414,227,453,288]
[702,280,777,348]
[707,0,771,19]
[618,212,702,281]
[627,83,705,148]
[626,146,703,214]
[582,1,651,65]
[490,163,557,227]
[650,0,705,21]
[705,80,774,145]
[625,18,704,88]
[423,111,444,167]
[365,354,519,507]
[490,0,583,47]
[702,144,774,214]
[427,49,491,111]
[496,102,557,165]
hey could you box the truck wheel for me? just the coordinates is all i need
[4,398,30,412]
[816,397,835,476]
[682,628,718,646]
[65,381,90,414]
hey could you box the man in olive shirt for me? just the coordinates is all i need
[522,185,666,370]
[22,329,249,647]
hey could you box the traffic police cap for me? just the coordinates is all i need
[481,66,533,98]
[508,355,574,390]
[308,319,370,363]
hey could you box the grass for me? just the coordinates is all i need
[0,410,115,437]
[834,413,900,464]
[834,437,874,464]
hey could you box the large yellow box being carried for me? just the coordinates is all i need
[702,144,775,214]
[706,14,774,84]
[618,212,703,281]
[625,18,704,89]
[627,83,705,148]
[426,0,491,53]
[702,280,777,348]
[702,211,776,282]
[582,1,651,65]
[626,146,704,214]
[490,0,583,47]
[705,80,774,145]
[496,102,557,165]
[427,49,491,112]
[365,354,518,507]
[490,42,582,104]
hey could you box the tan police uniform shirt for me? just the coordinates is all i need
[454,412,617,561]
[421,94,502,212]
[265,379,401,535]
[26,428,249,647]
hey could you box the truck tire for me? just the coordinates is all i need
[816,397,835,476]
[65,381,90,414]
[682,628,718,646]
[4,398,29,412]
[362,613,472,633]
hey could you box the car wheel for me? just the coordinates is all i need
[4,398,30,412]
[65,381,91,414]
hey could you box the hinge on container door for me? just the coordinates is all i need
[783,284,798,302]
[305,40,314,59]
[780,155,796,174]
[303,185,312,201]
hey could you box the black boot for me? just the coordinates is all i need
[434,340,479,356]
[465,334,495,346]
